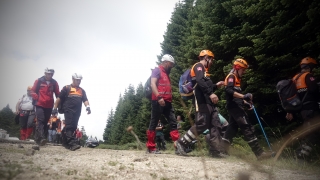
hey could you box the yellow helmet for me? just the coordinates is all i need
[233,58,248,69]
[199,50,214,57]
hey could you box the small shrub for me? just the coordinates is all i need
[108,161,118,166]
[150,173,157,179]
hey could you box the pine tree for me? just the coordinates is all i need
[0,105,19,137]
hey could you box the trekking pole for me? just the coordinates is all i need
[252,105,273,152]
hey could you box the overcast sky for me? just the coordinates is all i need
[0,0,180,140]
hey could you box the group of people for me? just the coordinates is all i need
[146,51,319,161]
[15,68,91,151]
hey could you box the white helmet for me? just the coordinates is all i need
[44,68,55,74]
[72,73,83,80]
[161,54,175,64]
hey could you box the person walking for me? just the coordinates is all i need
[155,120,166,151]
[30,68,60,145]
[285,57,320,159]
[16,86,35,140]
[175,50,225,157]
[146,54,180,154]
[47,116,58,144]
[52,73,91,151]
[75,128,83,146]
[222,58,273,160]
[56,117,62,144]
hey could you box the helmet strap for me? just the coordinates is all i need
[232,68,242,79]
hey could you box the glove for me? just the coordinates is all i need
[243,93,252,102]
[243,100,253,110]
[86,107,91,114]
[51,108,58,115]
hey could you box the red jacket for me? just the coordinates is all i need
[151,65,172,102]
[31,76,60,108]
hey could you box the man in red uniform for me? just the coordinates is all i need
[31,68,60,146]
[146,54,180,154]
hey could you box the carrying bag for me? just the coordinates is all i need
[179,63,199,101]
[144,76,152,100]
[276,73,307,112]
[14,114,20,125]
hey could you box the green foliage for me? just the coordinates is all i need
[0,105,20,137]
[103,0,320,154]
[103,84,151,145]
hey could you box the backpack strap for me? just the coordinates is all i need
[293,72,306,82]
[35,77,57,94]
[65,85,71,98]
[35,77,42,94]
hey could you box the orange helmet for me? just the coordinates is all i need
[233,58,248,69]
[199,50,214,57]
[27,86,32,91]
[300,57,317,65]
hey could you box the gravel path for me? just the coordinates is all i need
[0,142,319,180]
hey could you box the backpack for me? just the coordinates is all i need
[179,63,199,101]
[144,76,152,100]
[144,68,159,100]
[276,73,308,112]
[58,85,71,114]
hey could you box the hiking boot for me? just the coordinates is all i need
[256,151,274,161]
[69,144,81,151]
[176,141,187,156]
[175,149,180,155]
[39,139,47,146]
[147,149,161,154]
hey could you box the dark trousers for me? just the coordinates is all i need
[223,107,263,156]
[56,133,61,144]
[146,101,179,150]
[180,105,224,154]
[19,111,35,128]
[156,135,166,150]
[301,110,320,144]
[149,101,178,130]
[294,110,320,159]
[35,106,52,142]
[64,111,81,146]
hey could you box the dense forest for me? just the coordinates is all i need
[103,0,320,145]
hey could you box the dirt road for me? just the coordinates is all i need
[0,142,319,180]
